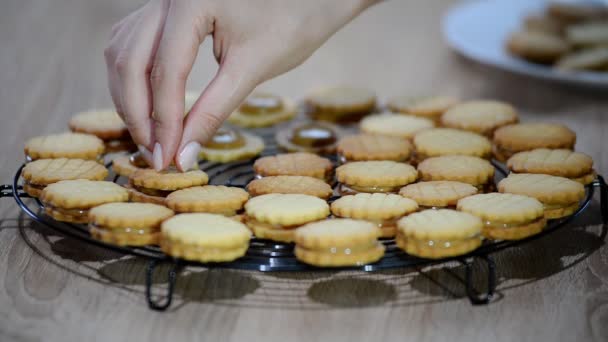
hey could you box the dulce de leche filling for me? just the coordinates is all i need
[338,183,401,195]
[203,128,246,150]
[89,223,158,235]
[239,93,284,116]
[131,183,174,198]
[44,203,90,219]
[245,216,304,230]
[298,241,379,255]
[483,217,544,230]
[289,124,337,149]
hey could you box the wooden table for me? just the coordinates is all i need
[1,1,607,341]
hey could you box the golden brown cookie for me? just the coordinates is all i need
[547,2,607,24]
[493,123,576,162]
[413,128,492,161]
[417,155,495,191]
[556,46,608,71]
[228,93,297,128]
[68,110,128,140]
[111,155,142,178]
[199,129,265,163]
[360,113,434,139]
[305,86,376,123]
[247,175,333,199]
[337,134,412,162]
[523,15,565,35]
[336,161,418,195]
[253,152,334,182]
[25,132,105,161]
[275,121,343,154]
[507,148,595,184]
[399,181,478,209]
[441,100,519,136]
[386,95,459,122]
[166,185,249,215]
[128,168,209,204]
[506,30,570,64]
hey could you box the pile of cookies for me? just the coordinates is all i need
[506,1,608,72]
[21,86,595,267]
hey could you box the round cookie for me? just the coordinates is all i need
[112,154,144,178]
[331,193,418,238]
[441,100,519,136]
[227,93,297,128]
[507,148,595,184]
[128,168,209,204]
[399,181,478,209]
[359,113,434,139]
[161,213,251,262]
[69,110,128,140]
[547,2,607,24]
[417,155,495,191]
[556,46,608,71]
[386,95,459,122]
[294,219,385,267]
[493,123,576,162]
[25,132,105,161]
[305,86,376,123]
[566,22,608,47]
[253,152,333,182]
[336,161,418,195]
[166,185,249,215]
[524,15,565,35]
[337,134,412,162]
[396,209,483,259]
[275,121,343,154]
[88,202,174,246]
[457,193,546,240]
[247,175,333,199]
[413,128,492,160]
[199,129,264,163]
[506,30,570,64]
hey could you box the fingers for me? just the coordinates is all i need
[175,57,258,171]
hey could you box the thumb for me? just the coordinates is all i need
[175,60,257,171]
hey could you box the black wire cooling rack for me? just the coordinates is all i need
[2,130,607,311]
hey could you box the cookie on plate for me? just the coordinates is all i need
[441,100,519,137]
[399,181,478,209]
[413,128,492,161]
[331,193,418,238]
[498,173,585,219]
[247,175,333,199]
[417,155,495,192]
[227,93,297,128]
[457,193,546,240]
[24,132,105,162]
[89,202,174,246]
[166,185,249,216]
[336,161,417,195]
[359,113,434,139]
[253,152,334,183]
[294,219,384,267]
[69,110,135,153]
[566,22,608,47]
[556,46,608,71]
[337,134,412,163]
[386,95,459,123]
[493,123,576,162]
[40,180,129,223]
[506,30,570,64]
[161,213,251,262]
[523,14,565,35]
[21,158,108,198]
[199,128,264,163]
[128,168,209,205]
[275,121,343,155]
[507,148,595,184]
[305,86,376,123]
[547,2,607,24]
[245,193,329,242]
[396,209,483,259]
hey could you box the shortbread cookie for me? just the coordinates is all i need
[166,186,249,215]
[498,173,585,219]
[441,100,519,136]
[507,148,595,184]
[547,2,607,24]
[69,110,128,140]
[331,193,418,238]
[556,46,608,71]
[199,129,264,163]
[40,180,129,223]
[417,155,495,191]
[506,30,570,63]
[294,219,385,267]
[396,209,483,259]
[336,161,417,195]
[524,15,565,35]
[89,202,174,246]
[566,22,608,47]
[247,176,333,199]
[306,86,376,123]
[25,132,105,161]
[493,123,576,162]
[399,181,478,209]
[161,213,251,262]
[360,113,434,139]
[128,168,209,204]
[253,152,333,182]
[337,134,412,163]
[275,122,343,154]
[112,155,143,178]
[228,93,297,128]
[21,158,108,198]
[245,193,329,242]
[457,193,546,240]
[386,95,459,122]
[413,128,492,161]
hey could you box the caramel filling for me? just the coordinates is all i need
[419,205,456,210]
[89,223,157,235]
[239,93,284,116]
[338,183,401,195]
[26,154,104,164]
[398,232,482,249]
[338,154,408,164]
[132,184,173,197]
[483,217,544,230]
[542,202,577,211]
[289,123,337,148]
[203,128,246,150]
[129,152,150,168]
[44,203,89,219]
[298,241,379,255]
[245,217,303,230]
[23,181,46,191]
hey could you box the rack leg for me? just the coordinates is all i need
[463,255,496,305]
[596,175,608,225]
[145,260,179,311]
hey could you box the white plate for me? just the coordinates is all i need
[442,0,608,88]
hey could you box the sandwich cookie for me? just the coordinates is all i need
[386,95,459,123]
[161,213,251,263]
[359,113,434,139]
[556,46,608,71]
[244,193,329,243]
[69,110,135,153]
[227,93,297,128]
[336,134,412,163]
[247,175,333,200]
[417,155,496,192]
[440,100,519,137]
[88,202,174,246]
[336,161,417,195]
[128,169,209,205]
[166,185,249,216]
[275,121,343,154]
[331,193,418,238]
[111,152,150,178]
[40,180,129,223]
[507,148,595,184]
[24,132,105,162]
[506,30,570,64]
[198,128,265,163]
[457,193,546,240]
[294,219,385,267]
[413,128,492,161]
[396,209,483,259]
[253,152,334,183]
[493,123,576,162]
[399,181,478,210]
[305,86,376,123]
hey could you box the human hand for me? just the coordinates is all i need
[105,0,379,171]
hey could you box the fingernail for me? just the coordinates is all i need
[177,142,201,171]
[137,145,153,165]
[153,142,163,171]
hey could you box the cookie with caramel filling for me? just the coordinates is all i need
[228,93,297,128]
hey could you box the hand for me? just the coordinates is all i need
[105,0,379,171]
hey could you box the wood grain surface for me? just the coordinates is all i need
[1,1,607,341]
